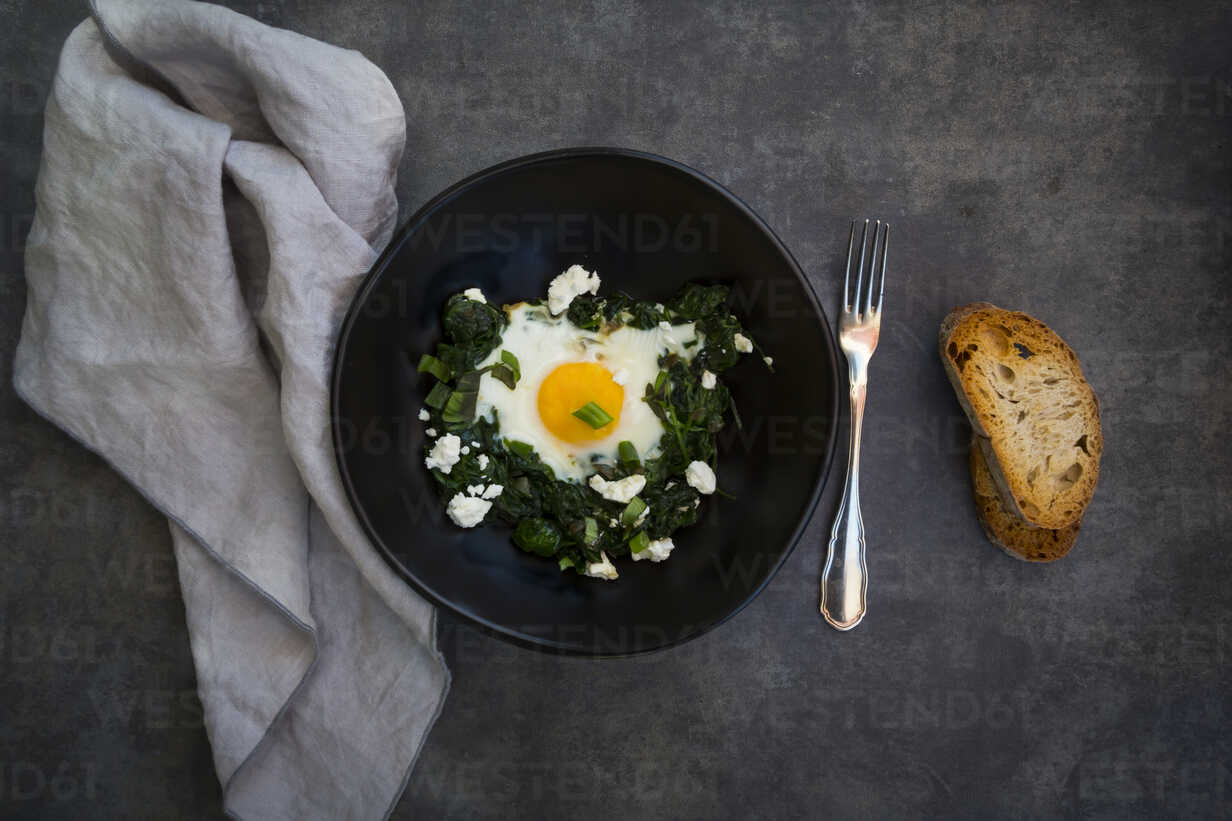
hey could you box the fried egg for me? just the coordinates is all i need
[475,303,698,482]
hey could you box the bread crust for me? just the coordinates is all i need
[939,303,1101,529]
[969,436,1080,562]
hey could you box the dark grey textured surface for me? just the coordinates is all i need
[2,1,1229,818]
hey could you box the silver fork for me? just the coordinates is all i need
[820,219,888,631]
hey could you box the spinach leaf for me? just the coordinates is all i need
[662,283,753,373]
[640,479,701,538]
[616,298,663,330]
[643,357,730,472]
[512,518,561,556]
[563,291,664,332]
[441,294,505,370]
[566,295,604,331]
[693,312,745,372]
[667,283,730,320]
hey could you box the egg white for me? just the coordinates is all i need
[475,303,698,482]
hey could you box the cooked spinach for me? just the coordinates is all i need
[417,281,764,578]
[667,282,730,320]
[668,284,748,372]
[642,356,732,475]
[566,292,664,331]
[512,518,561,556]
[437,294,505,372]
[440,369,484,427]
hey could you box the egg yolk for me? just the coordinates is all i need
[537,362,624,443]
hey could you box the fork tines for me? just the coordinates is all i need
[843,219,889,316]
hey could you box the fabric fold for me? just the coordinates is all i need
[15,2,448,818]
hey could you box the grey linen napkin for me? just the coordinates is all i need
[14,0,450,817]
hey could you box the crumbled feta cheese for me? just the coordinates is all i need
[425,433,462,473]
[611,368,630,386]
[632,537,674,562]
[462,287,486,303]
[588,474,646,503]
[418,408,430,421]
[763,355,774,367]
[461,446,471,455]
[584,551,619,580]
[685,460,717,494]
[425,427,438,437]
[700,370,717,389]
[477,454,489,470]
[734,333,753,353]
[446,493,491,528]
[466,484,485,497]
[658,320,673,332]
[481,484,504,500]
[547,265,600,315]
[653,303,665,312]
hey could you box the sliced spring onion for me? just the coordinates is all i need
[571,401,614,429]
[621,497,647,528]
[489,363,517,390]
[441,393,467,424]
[583,517,599,545]
[416,353,451,382]
[500,349,521,381]
[617,440,639,470]
[441,370,482,424]
[558,556,576,571]
[423,381,452,409]
[507,440,534,458]
[629,531,651,555]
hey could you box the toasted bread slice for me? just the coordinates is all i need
[939,303,1101,529]
[969,436,1080,561]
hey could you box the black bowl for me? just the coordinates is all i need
[332,147,840,655]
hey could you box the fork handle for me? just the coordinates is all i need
[820,378,869,630]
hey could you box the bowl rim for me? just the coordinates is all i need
[331,146,842,656]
